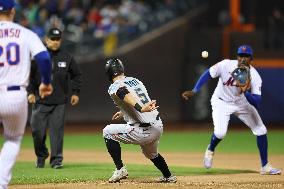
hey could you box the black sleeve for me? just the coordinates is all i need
[27,60,38,95]
[69,56,83,96]
[116,86,130,100]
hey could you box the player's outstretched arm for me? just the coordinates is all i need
[182,69,212,100]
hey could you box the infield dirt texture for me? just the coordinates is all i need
[9,124,284,189]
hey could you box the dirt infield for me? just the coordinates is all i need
[11,149,284,189]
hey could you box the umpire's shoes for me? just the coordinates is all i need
[36,158,46,168]
[51,163,63,169]
[109,166,128,183]
[260,163,282,175]
[157,175,177,183]
[204,146,214,169]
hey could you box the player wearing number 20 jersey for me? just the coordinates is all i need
[0,0,52,188]
[0,21,47,86]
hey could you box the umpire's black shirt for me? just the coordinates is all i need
[27,47,82,105]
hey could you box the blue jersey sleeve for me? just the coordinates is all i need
[34,51,52,85]
[192,69,212,93]
[244,91,261,109]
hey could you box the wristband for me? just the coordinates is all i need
[134,103,142,112]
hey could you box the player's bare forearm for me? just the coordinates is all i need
[123,93,138,106]
[123,93,158,112]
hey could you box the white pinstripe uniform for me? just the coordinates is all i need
[103,76,163,159]
[209,59,267,139]
[0,21,47,187]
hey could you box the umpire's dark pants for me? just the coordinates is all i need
[31,103,66,166]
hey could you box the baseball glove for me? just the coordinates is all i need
[231,66,251,87]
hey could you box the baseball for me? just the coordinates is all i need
[202,51,209,58]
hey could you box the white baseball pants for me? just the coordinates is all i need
[0,88,27,188]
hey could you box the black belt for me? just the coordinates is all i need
[129,123,151,127]
[130,114,160,128]
[7,86,21,91]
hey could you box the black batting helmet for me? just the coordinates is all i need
[105,58,124,81]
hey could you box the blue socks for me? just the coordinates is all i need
[257,134,268,167]
[208,134,222,152]
[208,133,268,167]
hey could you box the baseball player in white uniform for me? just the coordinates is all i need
[182,45,281,175]
[0,0,52,188]
[103,58,176,183]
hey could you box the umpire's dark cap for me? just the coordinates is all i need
[0,0,15,11]
[237,45,253,57]
[47,28,62,40]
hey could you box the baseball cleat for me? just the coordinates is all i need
[260,163,282,175]
[108,166,128,183]
[204,146,214,169]
[157,175,177,183]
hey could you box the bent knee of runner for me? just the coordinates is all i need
[103,124,112,139]
[214,131,226,139]
[252,125,267,136]
[142,149,158,159]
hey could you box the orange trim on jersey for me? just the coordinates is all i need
[253,59,284,68]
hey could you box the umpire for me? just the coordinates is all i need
[27,28,82,169]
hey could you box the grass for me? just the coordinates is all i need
[3,130,283,185]
[13,130,284,154]
[11,162,256,185]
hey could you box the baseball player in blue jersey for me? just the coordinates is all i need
[0,0,52,188]
[103,58,177,183]
[182,45,281,175]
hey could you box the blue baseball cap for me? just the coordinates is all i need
[237,45,253,57]
[0,0,15,11]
